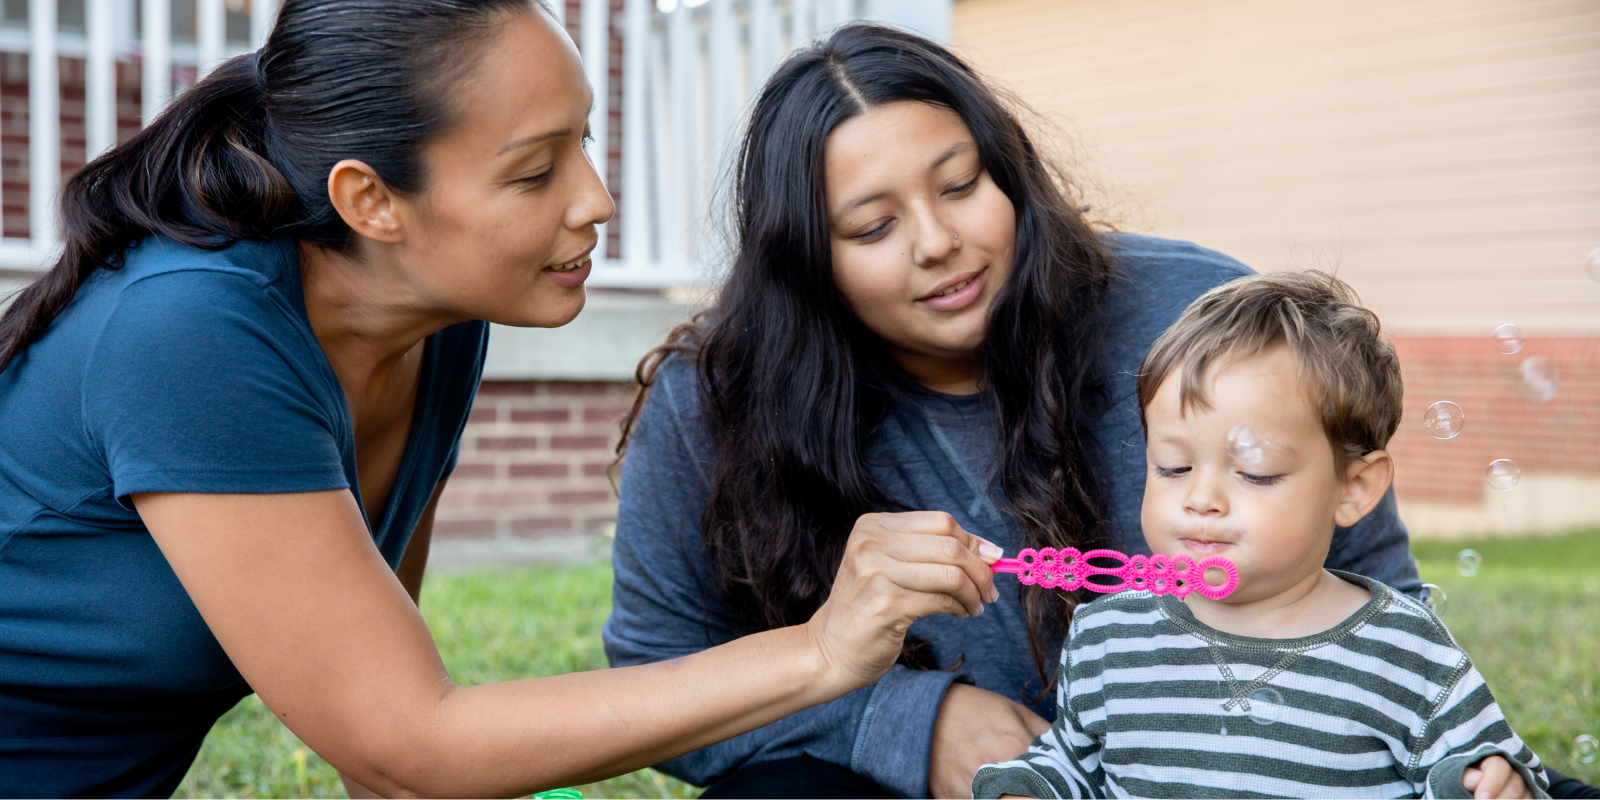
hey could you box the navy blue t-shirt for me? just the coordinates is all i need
[0,238,487,797]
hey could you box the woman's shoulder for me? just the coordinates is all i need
[115,236,299,291]
[1096,232,1257,347]
[643,351,706,419]
[1100,232,1255,301]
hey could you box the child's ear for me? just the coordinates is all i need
[1334,450,1394,528]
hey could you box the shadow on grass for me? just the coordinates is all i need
[178,530,1600,797]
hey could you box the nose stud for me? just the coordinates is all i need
[952,234,960,241]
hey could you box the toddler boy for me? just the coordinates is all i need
[972,271,1547,799]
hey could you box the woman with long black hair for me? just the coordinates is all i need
[604,23,1530,799]
[0,3,1006,796]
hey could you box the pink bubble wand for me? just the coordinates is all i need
[990,547,1239,599]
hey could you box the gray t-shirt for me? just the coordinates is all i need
[602,233,1421,798]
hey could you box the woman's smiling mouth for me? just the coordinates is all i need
[543,252,593,287]
[917,266,987,312]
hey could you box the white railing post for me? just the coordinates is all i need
[707,0,738,193]
[251,0,278,49]
[197,0,227,76]
[580,0,610,260]
[621,0,650,263]
[141,0,170,122]
[791,0,814,45]
[86,0,117,157]
[30,0,59,252]
[666,5,695,265]
[747,0,776,93]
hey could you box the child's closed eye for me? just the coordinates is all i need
[1238,472,1283,486]
[1154,466,1190,478]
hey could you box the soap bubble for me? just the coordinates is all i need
[1588,247,1600,282]
[1421,583,1447,615]
[1455,549,1482,577]
[1576,734,1598,764]
[1247,687,1284,725]
[1485,459,1521,491]
[1519,357,1560,403]
[1422,402,1465,439]
[1226,426,1268,466]
[1492,324,1524,355]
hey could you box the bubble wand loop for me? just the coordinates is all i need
[989,548,1239,600]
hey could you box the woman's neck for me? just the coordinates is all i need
[297,242,459,406]
[888,347,983,396]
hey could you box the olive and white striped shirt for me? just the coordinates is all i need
[972,572,1548,799]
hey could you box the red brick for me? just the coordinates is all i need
[511,408,571,423]
[549,489,613,505]
[475,491,540,507]
[477,436,541,451]
[450,463,497,480]
[511,517,573,534]
[510,462,570,478]
[547,381,613,396]
[550,435,610,451]
[583,406,631,423]
[434,519,496,537]
[467,406,499,423]
[583,462,615,477]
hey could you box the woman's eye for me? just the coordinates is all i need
[947,177,979,195]
[1155,466,1190,478]
[518,169,554,187]
[854,220,891,242]
[1239,472,1283,486]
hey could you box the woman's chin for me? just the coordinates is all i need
[492,289,587,329]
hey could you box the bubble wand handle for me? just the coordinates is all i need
[990,547,1238,600]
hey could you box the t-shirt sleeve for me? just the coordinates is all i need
[82,270,349,506]
[1415,661,1549,799]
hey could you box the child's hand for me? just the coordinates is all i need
[930,684,1050,798]
[1462,755,1530,799]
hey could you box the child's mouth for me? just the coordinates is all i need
[1180,538,1235,554]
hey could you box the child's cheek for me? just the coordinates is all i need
[1139,482,1178,552]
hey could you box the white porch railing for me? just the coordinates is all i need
[0,0,948,287]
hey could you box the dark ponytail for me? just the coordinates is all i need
[0,0,541,373]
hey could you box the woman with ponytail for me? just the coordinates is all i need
[0,3,1005,796]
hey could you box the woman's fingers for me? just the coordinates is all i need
[881,562,989,618]
[856,511,1001,604]
[806,511,1012,690]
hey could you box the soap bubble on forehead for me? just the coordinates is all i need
[1226,426,1268,466]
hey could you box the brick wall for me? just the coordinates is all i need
[0,53,146,238]
[435,380,635,541]
[1387,336,1600,506]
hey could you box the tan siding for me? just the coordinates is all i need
[951,0,1600,334]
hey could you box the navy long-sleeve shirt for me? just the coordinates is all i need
[602,234,1422,798]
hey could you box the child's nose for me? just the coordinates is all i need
[1183,471,1229,516]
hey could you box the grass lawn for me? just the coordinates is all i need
[177,529,1600,798]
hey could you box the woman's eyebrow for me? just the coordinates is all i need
[498,128,572,156]
[930,141,974,170]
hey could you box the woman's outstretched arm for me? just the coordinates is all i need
[134,490,997,798]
